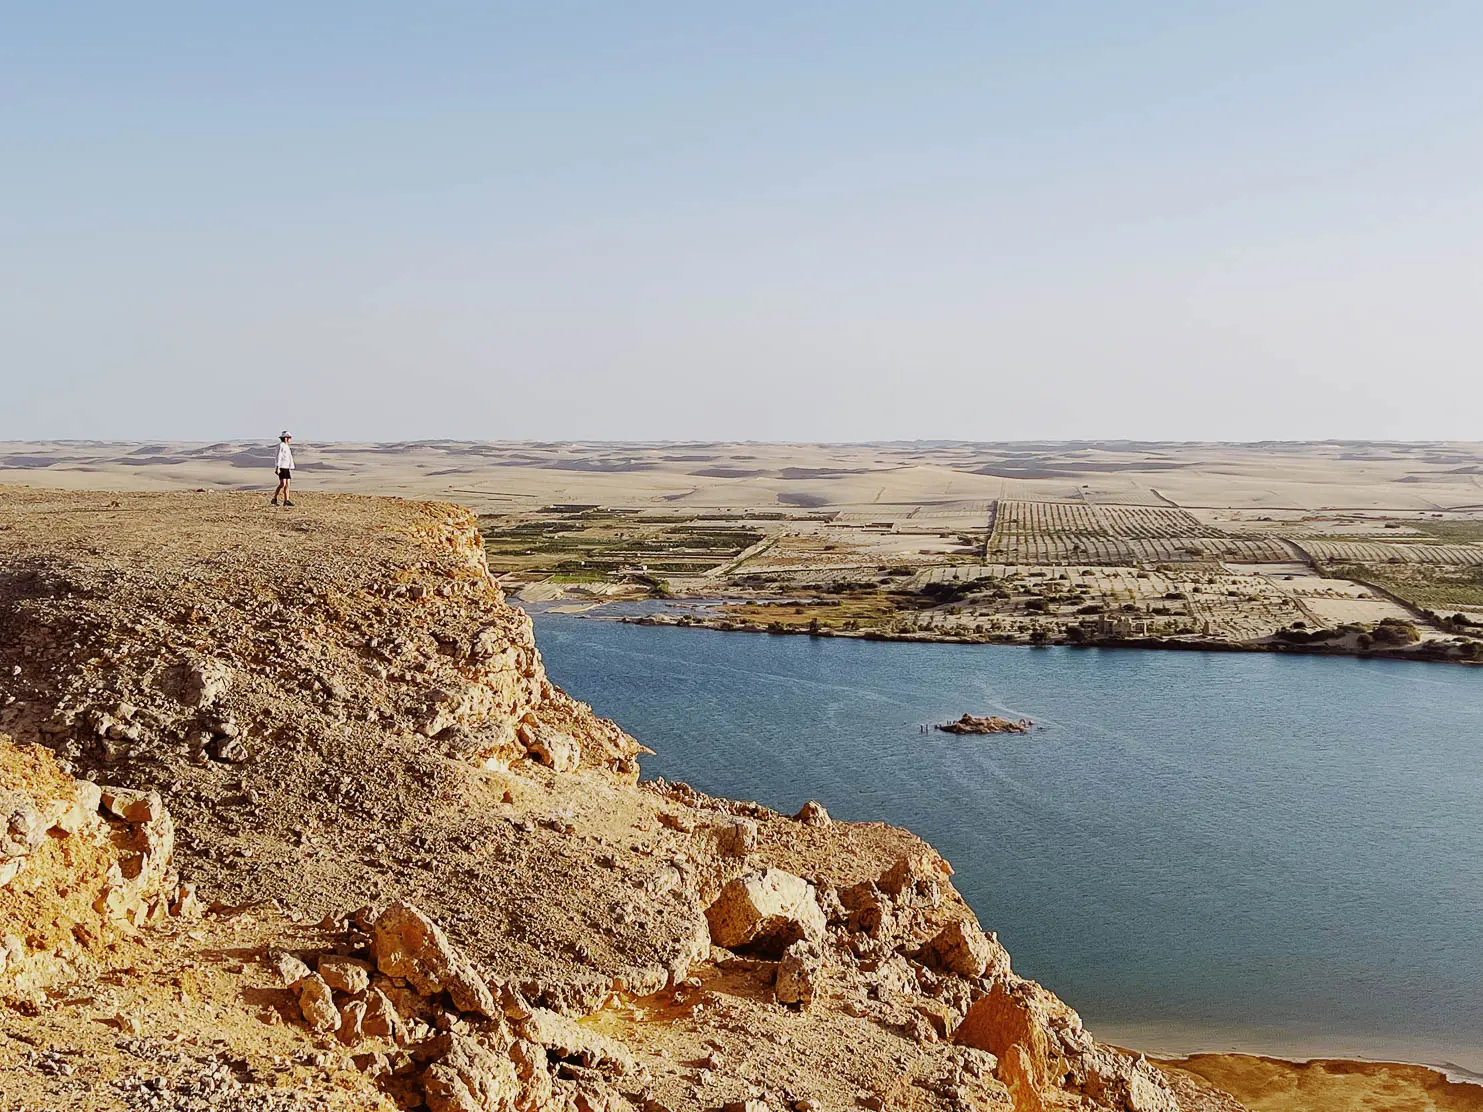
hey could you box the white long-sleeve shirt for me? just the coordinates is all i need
[275,442,295,470]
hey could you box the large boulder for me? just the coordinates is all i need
[705,868,826,956]
[955,981,1056,1103]
[924,918,1011,980]
[372,899,497,1017]
[421,1033,520,1112]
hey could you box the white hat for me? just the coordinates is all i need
[279,431,291,439]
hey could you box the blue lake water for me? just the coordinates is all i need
[531,614,1483,1072]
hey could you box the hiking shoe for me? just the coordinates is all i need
[283,500,295,507]
[270,499,279,506]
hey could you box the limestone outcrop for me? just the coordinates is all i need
[0,737,189,940]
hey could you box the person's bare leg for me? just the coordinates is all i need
[283,477,294,506]
[272,477,287,504]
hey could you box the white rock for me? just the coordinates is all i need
[705,868,826,956]
[774,939,823,1007]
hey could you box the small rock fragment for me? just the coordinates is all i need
[521,722,581,772]
[793,800,831,827]
[99,786,164,825]
[925,918,1009,979]
[0,934,24,973]
[717,818,758,858]
[182,659,231,708]
[298,974,340,1032]
[212,736,249,763]
[319,954,373,995]
[362,987,404,1040]
[168,882,203,919]
[774,939,823,1007]
[270,950,313,986]
[338,999,367,1046]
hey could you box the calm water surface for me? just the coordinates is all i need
[532,615,1483,1071]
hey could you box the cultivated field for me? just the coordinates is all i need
[986,501,1294,565]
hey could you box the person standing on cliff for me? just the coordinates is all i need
[270,431,296,506]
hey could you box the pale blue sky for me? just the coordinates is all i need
[3,3,1481,441]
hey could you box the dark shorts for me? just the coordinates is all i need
[277,469,292,480]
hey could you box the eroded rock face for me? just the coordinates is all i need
[518,720,581,773]
[96,804,176,926]
[372,899,497,1017]
[705,868,826,956]
[0,738,184,937]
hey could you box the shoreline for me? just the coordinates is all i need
[1153,1052,1483,1111]
[530,602,1483,1100]
[1154,1052,1483,1091]
[601,608,1483,666]
[1101,1024,1483,1087]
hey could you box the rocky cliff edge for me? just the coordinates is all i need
[0,488,1241,1112]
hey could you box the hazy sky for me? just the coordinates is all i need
[4,3,1481,443]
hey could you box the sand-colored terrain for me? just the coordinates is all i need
[4,440,1483,514]
[4,439,1482,657]
[1161,1055,1483,1112]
